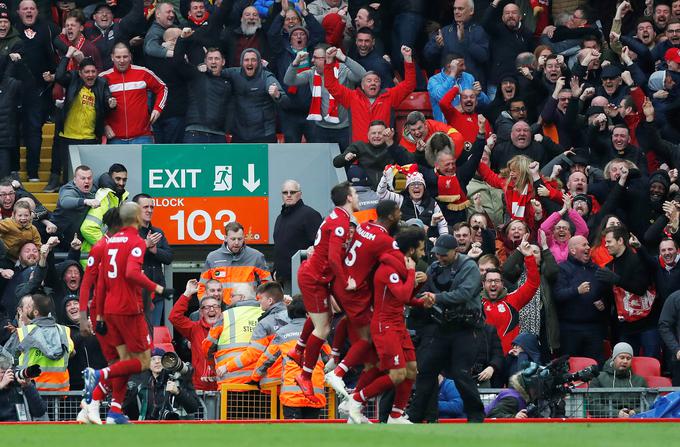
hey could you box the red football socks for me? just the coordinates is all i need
[354,367,383,393]
[354,374,394,403]
[294,318,315,353]
[109,377,128,414]
[391,378,414,418]
[330,316,349,358]
[334,338,371,378]
[301,334,325,379]
[92,377,110,402]
[105,358,143,378]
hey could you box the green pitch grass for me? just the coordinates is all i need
[2,423,677,447]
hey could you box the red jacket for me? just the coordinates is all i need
[169,294,217,391]
[439,85,491,145]
[482,255,541,353]
[100,64,167,139]
[325,61,416,143]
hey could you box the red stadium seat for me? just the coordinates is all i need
[154,342,175,353]
[631,357,661,377]
[568,356,598,372]
[394,91,433,139]
[153,326,172,344]
[568,357,598,389]
[645,375,672,388]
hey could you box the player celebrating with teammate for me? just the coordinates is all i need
[82,202,174,424]
[325,200,403,399]
[347,227,432,424]
[289,182,360,400]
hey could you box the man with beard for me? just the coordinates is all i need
[46,53,115,192]
[653,2,672,34]
[80,164,129,266]
[427,53,490,125]
[490,121,564,170]
[222,48,287,143]
[323,200,403,403]
[554,235,607,363]
[169,279,223,391]
[333,121,413,189]
[480,235,539,353]
[227,6,269,68]
[438,85,492,144]
[481,0,534,100]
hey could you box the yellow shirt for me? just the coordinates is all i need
[60,86,96,140]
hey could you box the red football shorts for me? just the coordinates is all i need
[298,262,331,314]
[372,325,415,370]
[104,313,152,354]
[90,315,119,361]
[332,283,372,327]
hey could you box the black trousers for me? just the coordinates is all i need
[282,406,321,420]
[408,324,485,423]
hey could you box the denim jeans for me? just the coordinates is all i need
[183,131,227,144]
[109,135,155,144]
[153,116,185,144]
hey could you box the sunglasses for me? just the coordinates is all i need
[282,190,300,195]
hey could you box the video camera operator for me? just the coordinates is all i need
[123,348,200,421]
[485,357,599,419]
[0,353,46,422]
[408,234,486,423]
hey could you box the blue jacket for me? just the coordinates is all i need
[438,378,465,418]
[427,70,490,123]
[554,255,607,328]
[423,21,489,86]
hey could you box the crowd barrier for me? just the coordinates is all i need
[34,387,679,421]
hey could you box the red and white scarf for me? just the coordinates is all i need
[308,61,339,123]
[508,184,530,220]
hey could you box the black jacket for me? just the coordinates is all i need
[0,382,46,422]
[272,200,322,282]
[124,369,200,420]
[554,255,608,328]
[15,18,57,87]
[659,290,680,357]
[176,38,232,132]
[606,248,653,333]
[139,223,173,307]
[0,58,25,148]
[481,0,534,85]
[54,56,113,139]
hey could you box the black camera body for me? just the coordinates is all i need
[159,352,193,420]
[521,356,599,417]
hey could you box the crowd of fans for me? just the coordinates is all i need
[1,0,680,422]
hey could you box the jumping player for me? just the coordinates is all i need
[288,182,359,400]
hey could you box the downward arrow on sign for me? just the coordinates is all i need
[243,164,261,192]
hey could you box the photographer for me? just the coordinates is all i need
[123,348,200,421]
[0,354,47,422]
[409,234,485,423]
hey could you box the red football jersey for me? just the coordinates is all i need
[99,226,158,315]
[372,256,416,328]
[304,207,351,284]
[345,221,400,290]
[79,236,107,314]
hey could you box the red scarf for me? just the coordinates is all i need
[59,34,86,71]
[188,11,210,26]
[507,184,531,220]
[435,170,469,211]
[307,62,339,123]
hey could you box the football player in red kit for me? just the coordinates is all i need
[325,200,402,399]
[347,227,433,424]
[289,182,360,400]
[83,202,174,424]
[76,208,123,424]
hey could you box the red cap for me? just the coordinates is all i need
[665,47,680,64]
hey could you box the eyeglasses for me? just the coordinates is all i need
[485,278,502,284]
[510,107,527,112]
[0,192,16,198]
[666,29,680,34]
[200,304,220,310]
[282,190,300,195]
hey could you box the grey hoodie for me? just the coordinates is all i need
[17,316,70,361]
